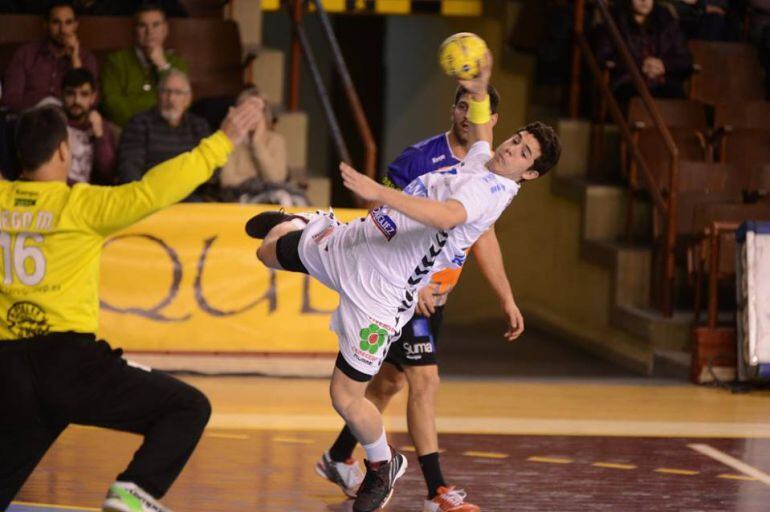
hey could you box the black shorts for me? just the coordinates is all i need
[384,305,444,370]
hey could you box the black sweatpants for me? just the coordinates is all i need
[0,332,211,510]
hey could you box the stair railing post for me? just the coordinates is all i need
[288,0,303,110]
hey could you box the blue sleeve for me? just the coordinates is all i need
[387,146,428,190]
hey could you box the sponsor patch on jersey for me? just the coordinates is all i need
[370,208,397,241]
[14,198,36,207]
[431,154,446,164]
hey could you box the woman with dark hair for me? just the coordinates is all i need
[594,0,693,108]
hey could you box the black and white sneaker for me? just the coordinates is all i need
[353,446,408,512]
[244,210,309,239]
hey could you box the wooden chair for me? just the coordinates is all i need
[751,164,770,201]
[624,98,710,232]
[0,14,248,101]
[168,18,245,98]
[714,101,770,131]
[180,0,228,18]
[688,41,765,105]
[717,129,770,195]
[691,203,770,326]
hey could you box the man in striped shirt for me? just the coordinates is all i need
[116,69,210,197]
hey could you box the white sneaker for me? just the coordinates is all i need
[314,451,365,498]
[102,482,172,512]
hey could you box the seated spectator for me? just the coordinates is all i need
[218,87,308,207]
[61,68,116,184]
[100,1,188,127]
[1,1,98,113]
[116,69,210,199]
[594,0,693,109]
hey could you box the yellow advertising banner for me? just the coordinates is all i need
[97,204,366,353]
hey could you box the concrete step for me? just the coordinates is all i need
[274,110,308,171]
[551,176,652,242]
[651,349,691,380]
[522,301,655,375]
[248,46,285,108]
[611,304,693,351]
[229,0,264,47]
[581,240,651,308]
[554,119,591,179]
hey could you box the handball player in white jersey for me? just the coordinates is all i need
[245,53,560,512]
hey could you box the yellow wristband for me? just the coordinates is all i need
[468,95,491,125]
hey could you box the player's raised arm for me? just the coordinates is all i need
[340,162,467,230]
[74,98,261,235]
[457,51,494,147]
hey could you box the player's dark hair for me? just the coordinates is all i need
[62,68,95,90]
[135,1,166,20]
[520,121,561,176]
[453,84,500,114]
[45,0,76,19]
[15,107,69,172]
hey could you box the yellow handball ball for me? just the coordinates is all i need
[438,32,489,80]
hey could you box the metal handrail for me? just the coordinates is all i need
[570,0,680,316]
[576,38,667,214]
[286,4,353,166]
[285,0,378,207]
[312,0,378,183]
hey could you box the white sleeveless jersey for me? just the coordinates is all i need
[345,141,519,309]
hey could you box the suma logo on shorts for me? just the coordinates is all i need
[359,323,389,354]
[7,301,50,338]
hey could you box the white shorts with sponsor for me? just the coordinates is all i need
[297,210,411,376]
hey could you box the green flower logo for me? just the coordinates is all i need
[359,323,388,354]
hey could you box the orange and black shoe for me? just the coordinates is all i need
[422,486,481,512]
[353,446,408,512]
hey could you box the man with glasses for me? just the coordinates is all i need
[116,69,210,200]
[100,1,188,128]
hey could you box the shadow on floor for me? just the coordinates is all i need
[438,321,639,379]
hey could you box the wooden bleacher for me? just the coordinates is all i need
[0,14,246,100]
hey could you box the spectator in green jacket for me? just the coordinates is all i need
[100,1,188,127]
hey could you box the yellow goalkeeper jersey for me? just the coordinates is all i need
[0,131,232,340]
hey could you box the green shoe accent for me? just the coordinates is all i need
[109,485,144,512]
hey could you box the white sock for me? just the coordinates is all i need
[362,429,391,463]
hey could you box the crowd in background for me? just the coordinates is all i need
[520,0,770,111]
[590,0,770,108]
[0,0,308,207]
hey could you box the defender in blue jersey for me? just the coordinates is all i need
[318,85,526,511]
[385,85,498,190]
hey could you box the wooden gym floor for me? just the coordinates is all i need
[8,325,770,511]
